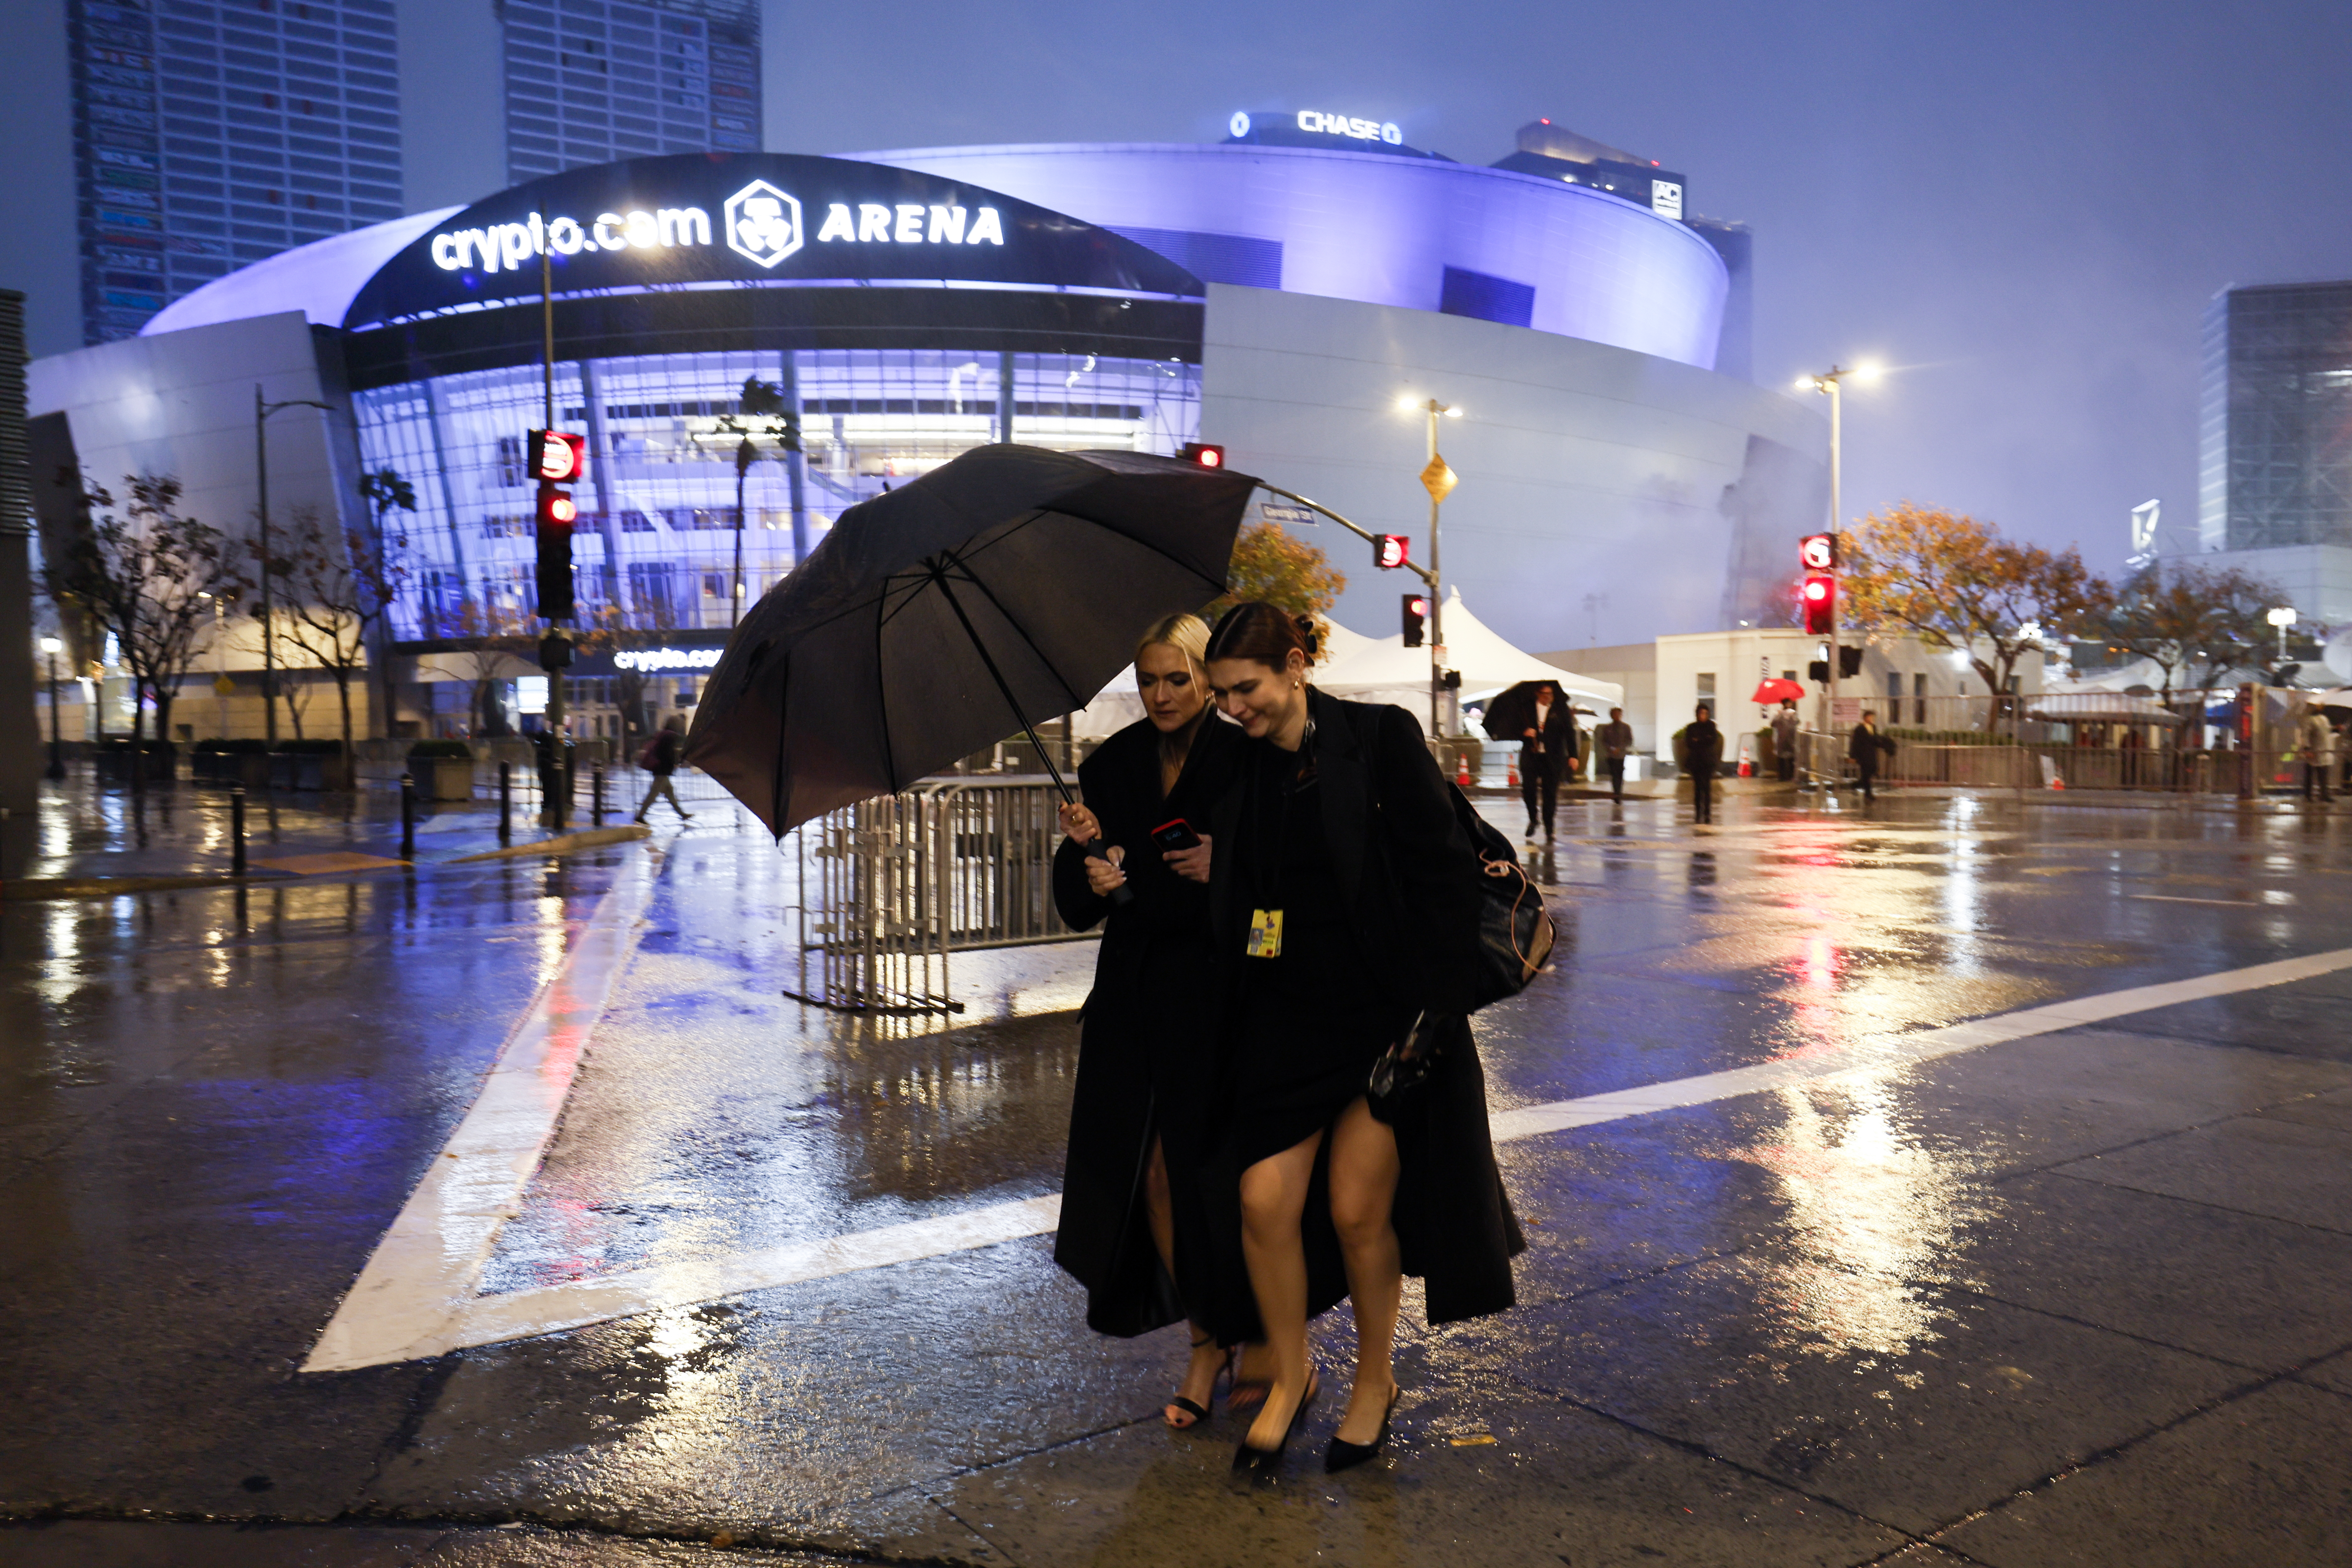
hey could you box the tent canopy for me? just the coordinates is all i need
[1315,588,1623,716]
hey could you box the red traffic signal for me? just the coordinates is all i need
[1179,442,1225,469]
[1800,532,1838,571]
[1402,593,1428,648]
[529,429,586,483]
[1801,572,1836,635]
[1374,533,1410,570]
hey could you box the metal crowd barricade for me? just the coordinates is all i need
[789,776,1086,1014]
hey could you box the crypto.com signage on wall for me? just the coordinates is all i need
[342,153,1203,330]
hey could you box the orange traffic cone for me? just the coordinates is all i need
[1506,760,1519,788]
[1457,753,1473,787]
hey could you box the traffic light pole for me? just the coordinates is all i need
[1824,375,1841,783]
[1424,402,1444,739]
[539,243,569,800]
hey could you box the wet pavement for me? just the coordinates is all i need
[4,783,2350,1565]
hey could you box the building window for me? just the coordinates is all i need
[1913,672,1927,725]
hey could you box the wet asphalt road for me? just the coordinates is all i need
[4,787,2351,1566]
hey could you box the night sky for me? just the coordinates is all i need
[8,0,2349,578]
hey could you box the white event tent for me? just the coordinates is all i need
[1314,588,1622,734]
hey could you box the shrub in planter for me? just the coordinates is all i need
[406,739,477,800]
[406,739,474,759]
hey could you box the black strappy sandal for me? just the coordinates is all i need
[1164,1335,1234,1429]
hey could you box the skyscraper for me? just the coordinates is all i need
[63,0,764,346]
[68,0,406,345]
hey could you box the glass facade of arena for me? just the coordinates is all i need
[354,347,1202,639]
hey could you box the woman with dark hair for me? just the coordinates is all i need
[1052,613,1255,1429]
[1201,602,1523,1476]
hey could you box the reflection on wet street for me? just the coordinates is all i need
[5,789,2351,1565]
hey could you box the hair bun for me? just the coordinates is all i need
[1292,613,1319,658]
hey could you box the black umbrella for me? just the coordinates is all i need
[684,444,1257,838]
[1480,680,1565,743]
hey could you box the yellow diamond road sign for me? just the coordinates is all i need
[213,674,236,696]
[1420,455,1458,503]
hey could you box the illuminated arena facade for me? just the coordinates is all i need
[28,119,1828,739]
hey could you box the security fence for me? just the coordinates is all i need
[788,777,1086,1013]
[1789,686,2344,797]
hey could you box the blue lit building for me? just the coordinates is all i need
[29,121,1827,740]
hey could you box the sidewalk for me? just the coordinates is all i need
[0,773,656,898]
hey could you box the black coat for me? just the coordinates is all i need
[1684,718,1724,773]
[1848,723,1895,769]
[1049,713,1243,1336]
[1520,700,1580,774]
[1203,689,1525,1330]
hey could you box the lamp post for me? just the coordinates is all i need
[1797,362,1880,778]
[42,636,64,780]
[2267,605,2297,664]
[255,386,334,746]
[1402,395,1463,736]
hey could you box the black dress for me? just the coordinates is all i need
[1198,690,1526,1340]
[1049,713,1244,1337]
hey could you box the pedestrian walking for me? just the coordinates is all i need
[1597,707,1634,803]
[2300,705,2337,803]
[1771,699,1800,782]
[1684,704,1723,823]
[1201,603,1522,1477]
[1517,681,1576,842]
[1051,614,1260,1429]
[1848,710,1896,803]
[632,716,693,822]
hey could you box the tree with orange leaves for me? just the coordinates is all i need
[1840,504,2111,728]
[1201,521,1346,646]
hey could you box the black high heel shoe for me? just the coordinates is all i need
[1324,1382,1401,1473]
[1165,1335,1234,1430]
[1231,1367,1319,1478]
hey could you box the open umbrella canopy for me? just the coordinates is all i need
[1752,677,1805,705]
[684,444,1257,835]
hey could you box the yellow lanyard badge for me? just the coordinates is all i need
[1246,907,1285,959]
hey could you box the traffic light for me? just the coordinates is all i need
[1179,442,1226,469]
[1801,572,1835,635]
[530,429,585,621]
[1402,593,1427,647]
[1374,533,1410,570]
[1800,532,1839,571]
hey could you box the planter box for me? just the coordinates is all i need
[411,757,476,801]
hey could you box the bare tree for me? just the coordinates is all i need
[39,474,241,773]
[261,504,374,757]
[357,467,416,736]
[2099,561,2284,699]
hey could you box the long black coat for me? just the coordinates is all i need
[1520,699,1580,775]
[1202,689,1525,1331]
[1049,713,1244,1336]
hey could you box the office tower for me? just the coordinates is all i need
[65,0,765,346]
[68,0,406,345]
[499,0,761,185]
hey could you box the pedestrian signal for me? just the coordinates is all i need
[530,428,584,621]
[1179,442,1226,469]
[1402,593,1427,647]
[528,429,585,483]
[1802,572,1835,635]
[1374,533,1410,570]
[1800,532,1838,572]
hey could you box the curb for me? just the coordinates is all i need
[444,824,654,863]
[1,871,300,901]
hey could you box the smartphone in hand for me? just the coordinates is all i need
[1150,817,1202,853]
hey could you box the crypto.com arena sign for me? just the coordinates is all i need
[344,152,1203,330]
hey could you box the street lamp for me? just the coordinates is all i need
[255,386,334,747]
[2267,605,2297,663]
[41,636,64,780]
[1398,394,1463,735]
[1795,362,1881,775]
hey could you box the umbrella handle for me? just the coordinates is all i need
[1079,835,1137,909]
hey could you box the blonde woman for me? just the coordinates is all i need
[1053,613,1255,1427]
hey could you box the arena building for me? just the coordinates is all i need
[28,115,1827,740]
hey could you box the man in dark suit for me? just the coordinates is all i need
[1519,681,1578,842]
[1848,709,1896,803]
[1685,703,1724,824]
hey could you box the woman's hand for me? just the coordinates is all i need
[1083,844,1128,896]
[1163,833,1212,884]
[1057,801,1102,844]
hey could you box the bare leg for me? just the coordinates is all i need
[1145,1138,1226,1426]
[1326,1096,1403,1444]
[1237,1129,1324,1451]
